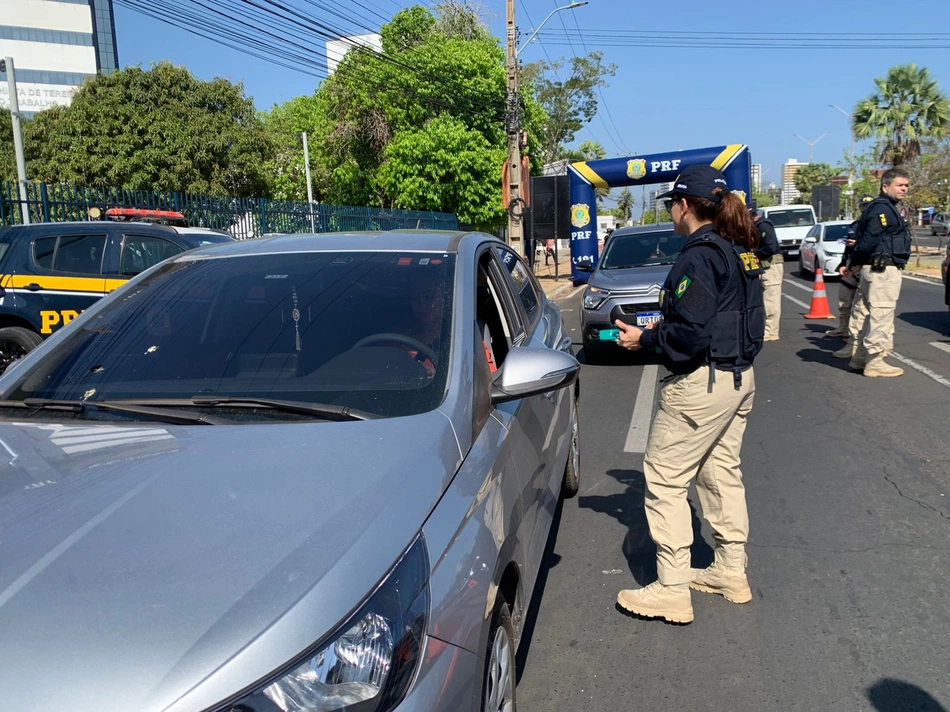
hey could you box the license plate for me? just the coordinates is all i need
[636,312,662,327]
[788,250,799,256]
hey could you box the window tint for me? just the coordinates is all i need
[55,235,106,274]
[600,231,685,269]
[4,252,455,419]
[495,247,540,327]
[120,235,185,276]
[33,237,56,269]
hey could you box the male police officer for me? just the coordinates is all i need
[830,196,873,350]
[849,168,912,377]
[751,202,782,341]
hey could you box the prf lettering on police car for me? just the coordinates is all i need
[40,309,80,334]
[650,159,682,173]
[571,230,593,241]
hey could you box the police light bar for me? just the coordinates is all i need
[104,207,187,222]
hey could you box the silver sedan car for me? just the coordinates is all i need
[0,231,580,712]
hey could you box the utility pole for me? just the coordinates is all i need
[1,57,30,225]
[301,131,315,232]
[504,0,523,249]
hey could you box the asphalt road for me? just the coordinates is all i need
[515,268,950,711]
[914,226,947,251]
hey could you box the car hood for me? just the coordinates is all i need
[773,225,813,242]
[588,263,672,292]
[0,413,461,712]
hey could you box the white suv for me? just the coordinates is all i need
[756,204,817,258]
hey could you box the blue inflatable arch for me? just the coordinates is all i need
[568,144,752,283]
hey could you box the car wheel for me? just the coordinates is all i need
[561,399,580,499]
[482,597,517,712]
[0,327,42,373]
[582,340,603,365]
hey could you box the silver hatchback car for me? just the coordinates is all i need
[578,223,685,362]
[0,231,580,712]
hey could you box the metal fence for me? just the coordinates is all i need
[0,182,458,238]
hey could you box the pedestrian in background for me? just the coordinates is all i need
[849,168,912,377]
[750,202,782,341]
[613,165,765,625]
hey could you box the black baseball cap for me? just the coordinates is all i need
[657,165,730,204]
[748,199,758,214]
[860,195,874,205]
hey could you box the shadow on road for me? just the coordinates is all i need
[899,311,950,338]
[868,678,948,712]
[796,347,854,372]
[515,497,563,684]
[578,468,713,586]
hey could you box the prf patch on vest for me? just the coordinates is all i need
[738,251,761,272]
[676,276,691,296]
[879,212,887,227]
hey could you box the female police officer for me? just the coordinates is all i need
[613,165,765,624]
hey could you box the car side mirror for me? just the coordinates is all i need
[491,347,579,404]
[576,257,594,272]
[803,237,816,243]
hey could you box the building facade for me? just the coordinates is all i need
[781,158,807,205]
[751,164,762,192]
[0,0,117,115]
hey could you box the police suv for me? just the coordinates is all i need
[0,220,233,370]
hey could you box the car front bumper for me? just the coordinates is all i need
[396,636,481,711]
[581,295,662,347]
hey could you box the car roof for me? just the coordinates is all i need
[0,221,179,236]
[175,230,484,258]
[819,220,852,226]
[609,223,675,237]
[760,205,815,211]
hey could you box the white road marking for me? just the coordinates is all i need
[623,364,657,453]
[930,341,950,356]
[889,351,950,390]
[903,274,942,287]
[784,279,814,293]
[783,293,811,309]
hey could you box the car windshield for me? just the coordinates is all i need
[1,251,455,419]
[767,210,816,227]
[823,224,850,241]
[599,231,685,269]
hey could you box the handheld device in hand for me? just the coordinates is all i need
[598,328,620,341]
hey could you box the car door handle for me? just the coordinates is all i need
[25,283,42,292]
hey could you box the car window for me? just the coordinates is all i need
[822,224,850,241]
[806,226,819,238]
[3,251,455,420]
[599,231,685,269]
[32,234,106,274]
[494,246,541,330]
[766,210,816,228]
[120,234,185,276]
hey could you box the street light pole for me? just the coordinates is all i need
[792,132,829,163]
[829,104,855,159]
[301,131,315,233]
[505,1,587,249]
[1,57,30,225]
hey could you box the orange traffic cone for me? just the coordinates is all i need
[804,266,835,319]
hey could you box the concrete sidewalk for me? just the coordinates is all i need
[532,253,580,301]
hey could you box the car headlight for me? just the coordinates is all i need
[583,288,607,310]
[226,537,429,712]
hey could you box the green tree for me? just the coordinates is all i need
[853,63,950,167]
[752,187,774,209]
[0,108,16,183]
[793,162,836,201]
[268,4,546,227]
[613,187,633,225]
[25,62,273,196]
[522,52,617,165]
[641,208,671,225]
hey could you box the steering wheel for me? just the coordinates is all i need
[351,333,437,365]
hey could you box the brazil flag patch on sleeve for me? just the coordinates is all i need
[675,276,691,297]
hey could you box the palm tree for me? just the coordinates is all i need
[852,64,950,166]
[615,188,633,225]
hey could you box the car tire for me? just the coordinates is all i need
[0,327,42,372]
[482,597,517,712]
[561,399,580,499]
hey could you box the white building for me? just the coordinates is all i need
[325,33,382,76]
[0,0,117,115]
[648,182,674,213]
[751,164,762,192]
[781,158,807,205]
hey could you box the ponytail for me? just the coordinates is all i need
[684,189,759,250]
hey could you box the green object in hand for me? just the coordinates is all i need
[598,328,620,341]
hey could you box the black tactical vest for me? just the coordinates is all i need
[861,196,912,265]
[681,235,765,374]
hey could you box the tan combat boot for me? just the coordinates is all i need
[848,357,866,372]
[617,582,693,624]
[863,358,903,378]
[833,344,854,359]
[690,561,753,604]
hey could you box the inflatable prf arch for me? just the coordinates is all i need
[568,144,752,283]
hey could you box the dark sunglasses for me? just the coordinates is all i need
[663,197,680,213]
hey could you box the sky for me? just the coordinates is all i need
[113,0,950,199]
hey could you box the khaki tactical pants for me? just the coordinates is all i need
[838,282,856,333]
[761,262,783,338]
[855,265,902,363]
[642,364,755,585]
